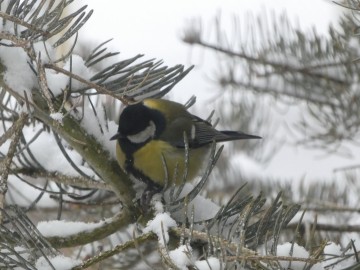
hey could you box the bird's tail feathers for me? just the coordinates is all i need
[216,131,261,142]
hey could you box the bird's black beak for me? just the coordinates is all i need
[110,132,123,141]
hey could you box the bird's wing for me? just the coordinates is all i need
[190,116,261,145]
[159,116,195,148]
[160,113,260,149]
[190,120,250,147]
[188,120,221,146]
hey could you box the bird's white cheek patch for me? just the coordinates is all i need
[127,121,156,143]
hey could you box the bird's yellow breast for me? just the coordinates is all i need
[116,140,209,186]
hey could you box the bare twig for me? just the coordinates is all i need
[169,227,256,256]
[287,222,360,233]
[0,11,49,35]
[0,32,30,47]
[11,168,112,191]
[71,232,157,270]
[37,56,56,114]
[0,113,28,222]
[227,254,320,264]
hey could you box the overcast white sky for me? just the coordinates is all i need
[78,1,340,99]
[76,1,359,182]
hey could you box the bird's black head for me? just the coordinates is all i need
[119,103,152,137]
[110,102,165,145]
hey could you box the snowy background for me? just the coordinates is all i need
[1,1,360,269]
[75,0,360,182]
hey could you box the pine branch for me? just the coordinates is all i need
[4,84,136,208]
[46,211,134,249]
[182,7,360,153]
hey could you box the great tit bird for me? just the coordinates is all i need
[110,98,260,192]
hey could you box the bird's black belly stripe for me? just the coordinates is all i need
[125,157,162,191]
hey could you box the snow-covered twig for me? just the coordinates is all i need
[44,210,133,249]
